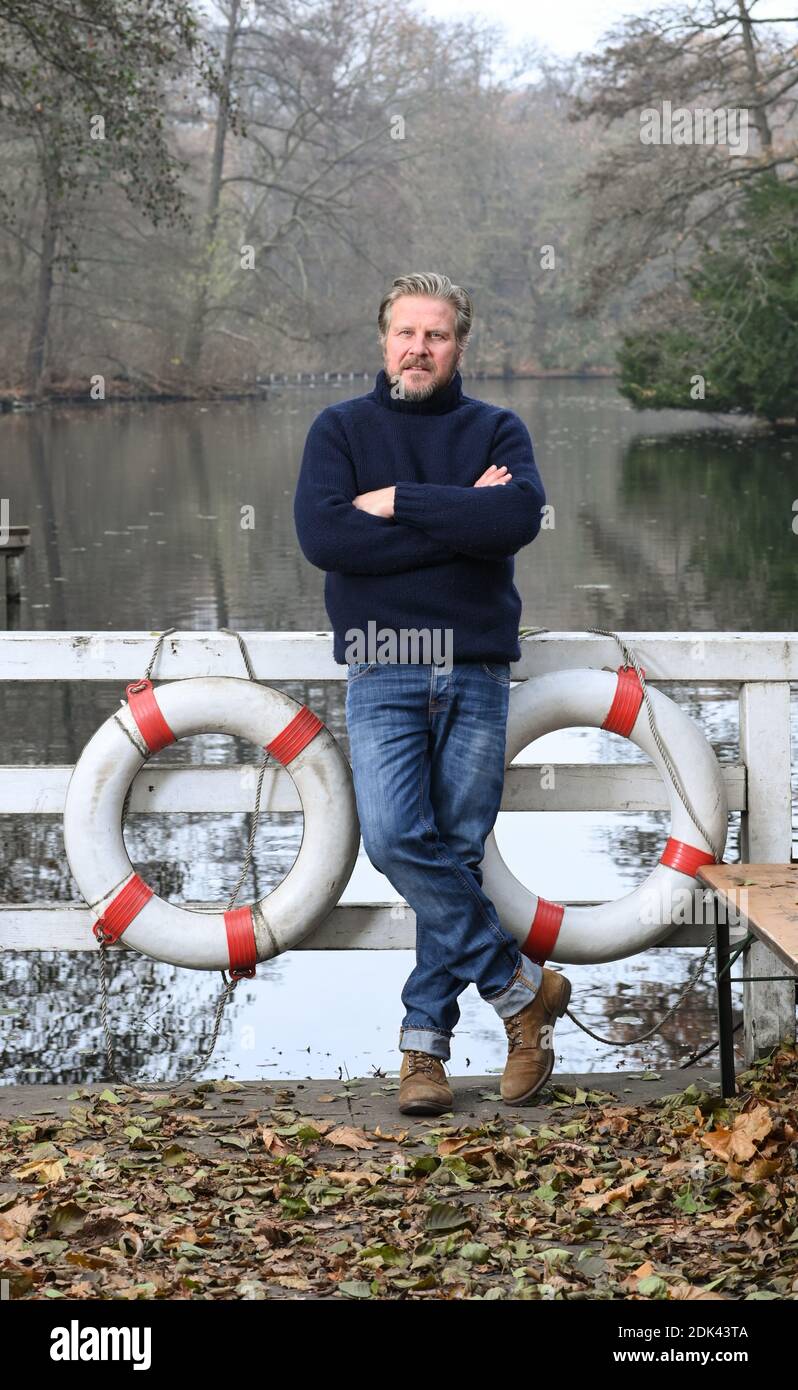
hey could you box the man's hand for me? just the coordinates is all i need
[474,464,512,487]
[352,485,396,517]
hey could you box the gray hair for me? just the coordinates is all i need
[378,272,474,352]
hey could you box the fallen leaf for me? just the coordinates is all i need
[597,1114,630,1136]
[582,1172,649,1211]
[437,1138,494,1160]
[72,1217,128,1248]
[162,1225,198,1247]
[251,1219,290,1245]
[0,1201,38,1239]
[64,1143,105,1161]
[11,1158,67,1184]
[261,1128,290,1155]
[325,1126,375,1151]
[48,1203,88,1236]
[701,1103,774,1165]
[424,1202,473,1232]
[325,1169,380,1186]
[0,1238,27,1259]
[726,1157,782,1183]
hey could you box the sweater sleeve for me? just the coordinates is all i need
[294,408,461,575]
[392,412,546,560]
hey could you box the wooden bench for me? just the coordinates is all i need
[697,864,798,1098]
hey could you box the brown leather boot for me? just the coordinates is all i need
[500,966,572,1104]
[398,1050,453,1115]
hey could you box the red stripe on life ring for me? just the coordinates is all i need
[660,837,717,876]
[93,873,153,943]
[224,905,257,979]
[266,706,324,764]
[521,897,564,964]
[602,665,645,738]
[126,678,176,753]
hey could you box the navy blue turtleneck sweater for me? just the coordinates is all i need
[293,367,546,664]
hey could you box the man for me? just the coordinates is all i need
[293,271,571,1115]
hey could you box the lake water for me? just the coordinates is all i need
[1,377,796,1084]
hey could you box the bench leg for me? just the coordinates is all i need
[715,919,736,1099]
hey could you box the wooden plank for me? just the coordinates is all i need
[499,763,746,813]
[0,765,303,815]
[698,864,798,975]
[0,761,748,815]
[0,902,747,952]
[0,630,797,680]
[737,683,797,1060]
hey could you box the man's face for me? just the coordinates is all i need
[381,295,462,401]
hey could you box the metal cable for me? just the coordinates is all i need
[98,628,271,1091]
[517,625,725,1050]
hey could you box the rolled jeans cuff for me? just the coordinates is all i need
[399,1027,451,1060]
[483,955,543,1020]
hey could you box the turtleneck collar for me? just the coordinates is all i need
[373,366,464,416]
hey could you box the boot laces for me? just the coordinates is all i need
[504,1014,525,1053]
[406,1050,440,1075]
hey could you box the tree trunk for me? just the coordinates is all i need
[736,0,775,161]
[24,194,57,395]
[183,0,241,376]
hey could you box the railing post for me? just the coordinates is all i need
[1,523,31,605]
[738,681,796,1063]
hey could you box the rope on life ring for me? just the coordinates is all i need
[65,674,360,975]
[480,664,728,967]
[63,628,361,1090]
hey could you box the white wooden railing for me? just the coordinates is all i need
[1,631,795,1067]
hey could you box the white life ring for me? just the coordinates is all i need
[480,666,728,965]
[63,676,360,976]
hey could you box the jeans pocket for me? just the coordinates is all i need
[480,661,512,685]
[346,661,378,681]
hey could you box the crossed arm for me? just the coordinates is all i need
[389,414,546,560]
[293,409,545,576]
[294,412,462,575]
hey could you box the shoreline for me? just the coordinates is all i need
[0,368,619,412]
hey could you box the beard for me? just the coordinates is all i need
[392,361,455,402]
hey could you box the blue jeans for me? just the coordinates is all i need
[345,660,542,1061]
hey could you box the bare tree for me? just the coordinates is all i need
[569,0,798,313]
[0,0,222,392]
[183,0,244,374]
